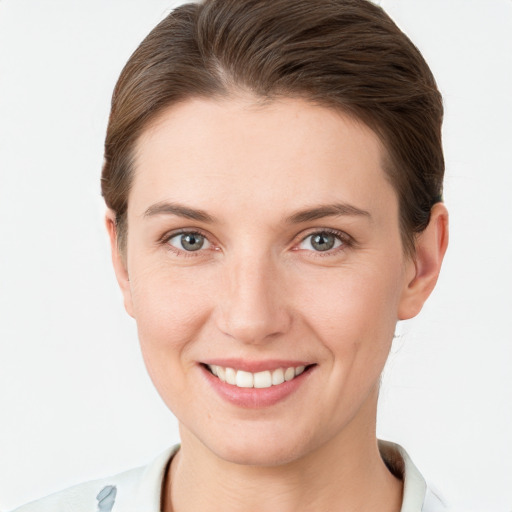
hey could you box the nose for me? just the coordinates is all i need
[215,253,292,345]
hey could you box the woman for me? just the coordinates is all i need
[12,0,448,511]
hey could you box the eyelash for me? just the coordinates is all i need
[160,229,215,258]
[160,228,353,258]
[295,228,353,257]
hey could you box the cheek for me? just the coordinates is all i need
[130,261,209,333]
[297,262,403,357]
[127,263,214,385]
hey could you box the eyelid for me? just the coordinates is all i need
[168,231,211,250]
[158,226,354,256]
[293,228,354,254]
[160,227,208,243]
[160,228,218,256]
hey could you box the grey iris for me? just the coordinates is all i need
[311,232,335,251]
[181,233,205,251]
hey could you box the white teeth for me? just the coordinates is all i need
[284,367,295,381]
[254,371,272,388]
[216,366,226,382]
[206,364,308,388]
[225,367,236,385]
[236,370,253,388]
[271,368,284,385]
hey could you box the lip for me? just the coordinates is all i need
[199,361,315,409]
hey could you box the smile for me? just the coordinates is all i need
[206,364,307,388]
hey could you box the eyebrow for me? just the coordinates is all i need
[143,201,371,224]
[286,203,372,224]
[144,202,216,223]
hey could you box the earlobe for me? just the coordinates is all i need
[105,210,135,318]
[398,203,449,320]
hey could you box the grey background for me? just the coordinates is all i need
[0,1,511,510]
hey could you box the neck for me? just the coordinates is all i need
[163,392,402,512]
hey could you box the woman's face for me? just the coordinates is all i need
[116,96,418,466]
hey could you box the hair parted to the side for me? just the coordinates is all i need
[101,0,444,256]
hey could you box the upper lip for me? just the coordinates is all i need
[201,358,313,373]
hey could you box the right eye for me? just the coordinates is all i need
[167,232,211,252]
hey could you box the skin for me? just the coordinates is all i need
[107,96,448,512]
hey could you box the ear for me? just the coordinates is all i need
[398,203,449,320]
[105,210,134,318]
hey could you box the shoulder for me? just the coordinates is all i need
[10,446,179,512]
[10,469,141,512]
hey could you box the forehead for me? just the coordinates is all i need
[130,96,397,222]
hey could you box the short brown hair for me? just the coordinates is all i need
[102,0,444,255]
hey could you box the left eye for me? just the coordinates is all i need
[299,232,343,252]
[167,232,211,252]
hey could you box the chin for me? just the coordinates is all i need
[216,443,304,467]
[200,423,317,467]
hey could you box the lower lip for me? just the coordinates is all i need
[200,365,314,409]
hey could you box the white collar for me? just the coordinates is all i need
[13,442,446,512]
[379,440,447,512]
[125,441,443,512]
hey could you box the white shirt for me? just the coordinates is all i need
[11,441,447,512]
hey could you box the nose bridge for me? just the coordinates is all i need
[216,248,291,344]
